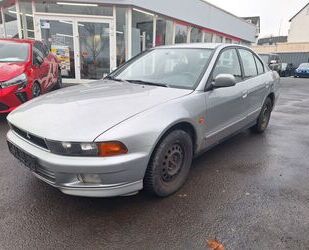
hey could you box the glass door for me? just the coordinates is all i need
[35,15,115,82]
[78,21,111,80]
[39,19,76,79]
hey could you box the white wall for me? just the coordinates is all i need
[289,5,309,43]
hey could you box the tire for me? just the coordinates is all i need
[32,82,41,98]
[144,130,193,197]
[251,97,273,134]
[54,69,63,90]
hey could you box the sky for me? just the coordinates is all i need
[204,0,309,38]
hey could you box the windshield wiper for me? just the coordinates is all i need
[105,76,125,82]
[126,80,168,88]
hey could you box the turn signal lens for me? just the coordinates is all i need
[97,142,128,157]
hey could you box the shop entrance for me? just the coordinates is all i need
[35,15,115,83]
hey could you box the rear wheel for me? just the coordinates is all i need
[251,97,273,134]
[32,82,41,98]
[144,130,193,197]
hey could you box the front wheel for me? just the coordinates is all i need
[32,82,41,98]
[54,69,63,90]
[251,97,273,134]
[144,130,193,197]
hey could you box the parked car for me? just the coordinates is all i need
[294,63,309,78]
[0,39,62,114]
[259,53,282,72]
[280,63,295,77]
[7,44,280,198]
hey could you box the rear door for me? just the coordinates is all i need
[238,49,270,123]
[204,48,248,146]
[34,42,52,91]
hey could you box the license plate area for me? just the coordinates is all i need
[8,141,38,171]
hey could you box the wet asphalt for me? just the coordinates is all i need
[0,78,309,250]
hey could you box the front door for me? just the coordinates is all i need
[35,15,115,83]
[204,48,248,147]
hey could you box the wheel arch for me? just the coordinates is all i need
[267,92,275,109]
[150,120,198,159]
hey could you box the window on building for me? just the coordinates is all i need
[215,35,223,43]
[0,9,4,38]
[175,23,188,44]
[225,38,232,43]
[155,16,174,46]
[19,1,34,39]
[35,1,113,16]
[132,9,154,57]
[204,32,213,42]
[190,27,203,43]
[3,5,19,38]
[212,49,242,80]
[239,49,258,78]
[116,7,127,66]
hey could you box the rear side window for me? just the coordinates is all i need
[254,56,264,75]
[34,42,49,57]
[239,49,258,78]
[212,49,242,80]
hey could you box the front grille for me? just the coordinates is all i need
[11,125,48,150]
[0,102,9,111]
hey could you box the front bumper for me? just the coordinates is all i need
[7,130,149,197]
[0,85,30,114]
[295,72,309,78]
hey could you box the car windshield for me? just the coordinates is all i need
[113,48,214,90]
[0,42,29,62]
[299,63,309,69]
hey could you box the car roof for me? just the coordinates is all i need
[0,38,36,44]
[155,43,248,50]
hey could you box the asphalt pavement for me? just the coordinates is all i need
[0,78,309,250]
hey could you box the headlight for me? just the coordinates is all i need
[46,140,128,157]
[0,73,27,89]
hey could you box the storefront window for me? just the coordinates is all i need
[155,16,173,46]
[175,23,188,44]
[190,27,203,43]
[41,20,76,79]
[204,32,213,42]
[116,7,127,66]
[132,9,154,57]
[3,5,19,38]
[35,1,113,16]
[215,35,223,43]
[79,22,111,79]
[226,38,232,43]
[19,1,34,39]
[0,10,4,38]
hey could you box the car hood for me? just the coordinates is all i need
[0,62,27,82]
[8,80,193,141]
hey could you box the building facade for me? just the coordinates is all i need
[288,3,309,43]
[0,0,257,83]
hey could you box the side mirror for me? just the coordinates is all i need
[212,74,236,89]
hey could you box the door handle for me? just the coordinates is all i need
[242,90,248,99]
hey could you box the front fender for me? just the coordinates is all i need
[95,92,206,168]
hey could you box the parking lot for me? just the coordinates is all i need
[0,78,309,249]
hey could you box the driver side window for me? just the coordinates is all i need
[212,49,242,81]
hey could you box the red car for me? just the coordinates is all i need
[0,39,62,114]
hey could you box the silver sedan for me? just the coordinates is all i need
[7,44,280,197]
